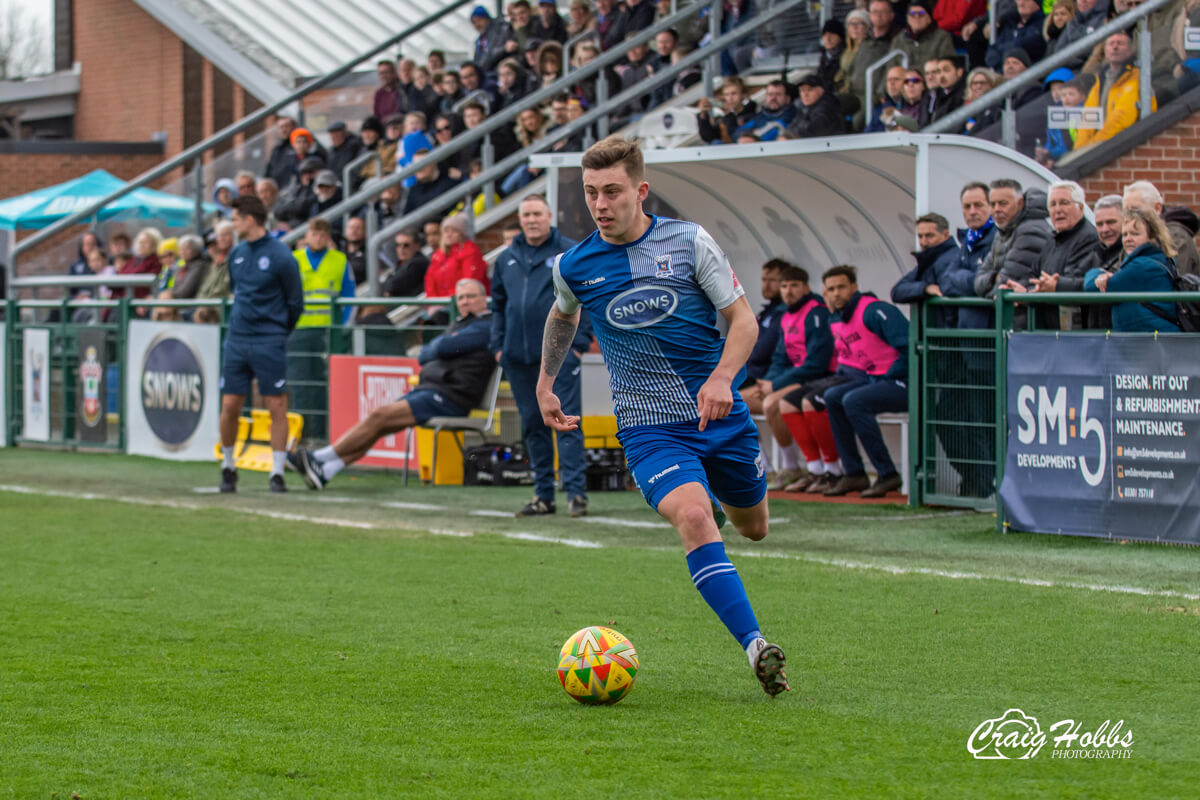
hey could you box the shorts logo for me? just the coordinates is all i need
[605,286,679,329]
[258,256,271,271]
[754,451,766,478]
[647,464,680,485]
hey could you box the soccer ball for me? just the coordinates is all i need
[557,626,638,705]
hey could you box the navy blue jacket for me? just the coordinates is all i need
[954,222,997,330]
[833,292,909,381]
[746,297,786,381]
[489,228,591,363]
[764,293,834,389]
[227,235,304,339]
[418,311,497,410]
[890,237,972,329]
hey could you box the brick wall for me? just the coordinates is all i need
[1077,113,1200,209]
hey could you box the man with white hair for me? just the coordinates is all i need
[1122,180,1200,276]
[1022,180,1098,329]
[288,278,495,490]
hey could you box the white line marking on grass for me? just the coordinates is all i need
[470,509,516,518]
[429,529,475,537]
[5,484,1195,601]
[579,516,670,529]
[313,496,357,504]
[191,487,221,494]
[383,501,448,511]
[505,532,603,548]
[730,549,1200,601]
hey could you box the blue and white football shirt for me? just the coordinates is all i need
[553,215,746,429]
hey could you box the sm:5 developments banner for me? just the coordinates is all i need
[1002,333,1200,545]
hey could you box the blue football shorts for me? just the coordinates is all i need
[221,335,288,397]
[404,387,467,425]
[618,404,767,512]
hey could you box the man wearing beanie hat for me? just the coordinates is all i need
[817,19,846,91]
[471,5,514,74]
[893,0,955,75]
[1001,48,1042,108]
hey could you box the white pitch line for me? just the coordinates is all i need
[579,515,670,529]
[505,532,603,549]
[383,500,448,511]
[470,509,516,518]
[429,528,475,538]
[191,487,221,494]
[4,484,1196,601]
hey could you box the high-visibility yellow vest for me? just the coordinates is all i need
[294,248,348,328]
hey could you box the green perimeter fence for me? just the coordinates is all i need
[2,296,453,452]
[6,290,1200,530]
[909,290,1200,530]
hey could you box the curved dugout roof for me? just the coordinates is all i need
[533,133,1058,308]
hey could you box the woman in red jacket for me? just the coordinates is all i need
[424,214,489,298]
[119,227,163,299]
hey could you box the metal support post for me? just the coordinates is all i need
[482,134,496,210]
[597,72,610,139]
[192,157,205,235]
[1138,20,1153,120]
[1001,96,1016,149]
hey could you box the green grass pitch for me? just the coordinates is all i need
[1,450,1197,798]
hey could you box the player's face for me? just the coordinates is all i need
[583,165,649,244]
[761,268,781,300]
[823,274,857,311]
[780,279,808,305]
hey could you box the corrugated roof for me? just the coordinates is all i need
[134,0,477,101]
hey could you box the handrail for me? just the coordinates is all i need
[362,0,810,279]
[864,49,908,130]
[9,0,477,266]
[924,0,1173,142]
[11,274,158,289]
[285,0,728,250]
[925,291,1200,305]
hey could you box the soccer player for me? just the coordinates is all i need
[537,137,789,697]
[218,195,304,494]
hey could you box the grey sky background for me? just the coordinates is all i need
[3,0,53,75]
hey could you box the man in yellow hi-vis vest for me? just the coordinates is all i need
[289,217,355,438]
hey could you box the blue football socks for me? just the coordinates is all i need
[686,541,761,649]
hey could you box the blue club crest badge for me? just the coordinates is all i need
[258,256,271,270]
[654,254,672,278]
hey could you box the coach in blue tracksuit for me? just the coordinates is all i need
[218,195,304,494]
[490,194,592,518]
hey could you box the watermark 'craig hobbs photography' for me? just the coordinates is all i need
[967,709,1134,760]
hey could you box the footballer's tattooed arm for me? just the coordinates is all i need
[536,307,582,432]
[540,308,581,380]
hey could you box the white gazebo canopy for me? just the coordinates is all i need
[532,133,1058,308]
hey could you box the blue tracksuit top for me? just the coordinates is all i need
[227,234,304,339]
[489,227,591,363]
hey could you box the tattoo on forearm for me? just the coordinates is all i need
[542,315,577,378]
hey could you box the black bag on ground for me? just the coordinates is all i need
[463,443,534,486]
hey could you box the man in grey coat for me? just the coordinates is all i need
[974,178,1052,327]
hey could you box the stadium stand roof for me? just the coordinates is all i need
[131,0,476,103]
[533,133,1059,308]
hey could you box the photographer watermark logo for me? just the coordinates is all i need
[969,709,1134,760]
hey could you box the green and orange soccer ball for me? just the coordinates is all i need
[557,626,638,705]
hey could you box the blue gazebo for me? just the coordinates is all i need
[0,169,213,231]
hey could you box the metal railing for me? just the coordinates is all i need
[7,0,478,286]
[354,0,810,288]
[864,49,909,129]
[924,0,1173,148]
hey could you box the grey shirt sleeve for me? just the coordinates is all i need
[694,226,745,310]
[552,254,581,314]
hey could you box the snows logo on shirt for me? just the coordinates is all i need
[605,286,679,329]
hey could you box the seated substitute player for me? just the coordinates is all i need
[219,195,304,494]
[821,265,909,498]
[756,264,837,490]
[288,279,494,489]
[536,136,789,698]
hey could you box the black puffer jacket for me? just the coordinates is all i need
[974,188,1051,327]
[1037,216,1098,329]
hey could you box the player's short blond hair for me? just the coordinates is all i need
[581,136,645,185]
